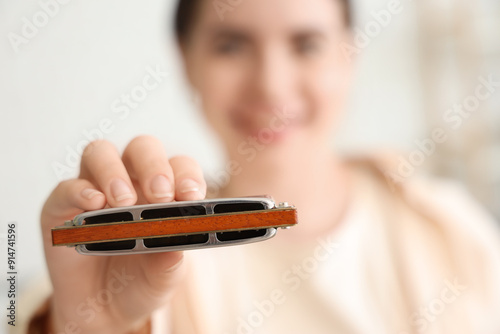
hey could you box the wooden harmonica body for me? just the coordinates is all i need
[52,197,297,256]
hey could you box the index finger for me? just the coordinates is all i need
[79,140,137,207]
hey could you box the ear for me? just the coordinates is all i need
[178,41,198,91]
[339,29,357,66]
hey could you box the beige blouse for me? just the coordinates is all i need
[14,160,500,334]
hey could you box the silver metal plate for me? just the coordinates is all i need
[76,228,277,256]
[72,197,279,256]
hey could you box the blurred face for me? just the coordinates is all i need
[182,0,353,164]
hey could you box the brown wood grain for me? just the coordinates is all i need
[52,208,297,246]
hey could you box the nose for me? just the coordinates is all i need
[249,45,296,108]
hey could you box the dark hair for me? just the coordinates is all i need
[174,0,352,42]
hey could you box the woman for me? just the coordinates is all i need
[25,0,500,333]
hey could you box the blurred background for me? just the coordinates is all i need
[0,0,499,316]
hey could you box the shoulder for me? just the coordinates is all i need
[347,152,500,283]
[346,152,500,242]
[345,152,500,247]
[345,153,500,331]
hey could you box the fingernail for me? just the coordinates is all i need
[179,178,200,194]
[81,188,103,200]
[110,179,134,202]
[151,175,174,199]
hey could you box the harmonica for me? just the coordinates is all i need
[51,196,297,256]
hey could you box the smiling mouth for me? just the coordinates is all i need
[245,122,298,138]
[231,107,306,140]
[236,117,306,144]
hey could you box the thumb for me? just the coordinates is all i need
[110,251,186,319]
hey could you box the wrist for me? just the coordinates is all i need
[27,298,52,334]
[48,299,151,334]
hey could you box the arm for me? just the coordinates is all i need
[38,136,206,334]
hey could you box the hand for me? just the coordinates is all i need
[41,136,207,334]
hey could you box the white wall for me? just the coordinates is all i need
[0,0,424,300]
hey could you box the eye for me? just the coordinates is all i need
[214,38,245,55]
[293,34,325,56]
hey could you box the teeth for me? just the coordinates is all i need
[231,107,305,136]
